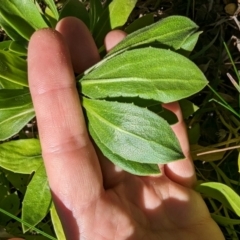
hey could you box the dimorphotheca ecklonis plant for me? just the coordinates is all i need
[0,0,207,237]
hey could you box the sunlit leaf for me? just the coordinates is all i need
[89,122,160,175]
[108,16,199,56]
[0,50,28,87]
[93,0,137,47]
[50,204,66,240]
[83,98,184,166]
[195,182,240,216]
[0,90,35,140]
[22,163,51,232]
[0,0,48,40]
[0,139,42,174]
[80,48,208,103]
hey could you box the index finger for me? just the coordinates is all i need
[28,28,103,214]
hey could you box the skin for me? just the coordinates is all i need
[23,17,225,240]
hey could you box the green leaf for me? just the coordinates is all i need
[0,50,28,87]
[59,0,90,28]
[50,204,66,240]
[89,0,103,31]
[104,96,177,124]
[89,122,160,175]
[179,99,199,119]
[3,169,29,194]
[80,48,208,103]
[0,194,20,225]
[0,40,12,50]
[0,139,42,174]
[211,214,240,226]
[180,31,202,53]
[0,0,48,40]
[93,0,137,47]
[44,0,59,21]
[0,90,35,140]
[9,41,27,56]
[83,98,184,165]
[195,182,240,216]
[108,15,199,56]
[157,108,178,125]
[22,163,51,233]
[125,14,154,34]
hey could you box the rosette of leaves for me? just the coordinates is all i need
[0,0,208,176]
[0,0,208,238]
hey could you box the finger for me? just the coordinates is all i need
[28,29,103,236]
[56,17,100,74]
[56,19,128,187]
[104,30,127,52]
[162,102,196,188]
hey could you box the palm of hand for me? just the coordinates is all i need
[28,17,224,240]
[74,167,217,240]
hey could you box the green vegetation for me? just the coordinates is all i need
[0,0,240,239]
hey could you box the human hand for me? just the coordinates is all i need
[28,17,224,240]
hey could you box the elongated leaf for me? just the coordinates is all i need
[0,50,28,87]
[108,16,199,56]
[180,31,201,53]
[80,48,208,103]
[125,14,154,34]
[9,41,27,56]
[211,214,240,226]
[195,182,240,216]
[0,13,25,41]
[44,0,59,20]
[103,96,177,124]
[59,0,90,27]
[83,98,184,164]
[22,163,51,232]
[0,40,11,50]
[89,122,160,175]
[89,0,103,31]
[0,139,42,174]
[0,0,48,40]
[0,90,35,140]
[93,0,137,47]
[50,204,66,240]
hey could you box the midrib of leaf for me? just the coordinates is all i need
[1,75,28,87]
[0,103,32,110]
[83,77,199,83]
[82,77,201,97]
[0,92,30,102]
[87,104,168,150]
[0,107,34,124]
[0,11,24,39]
